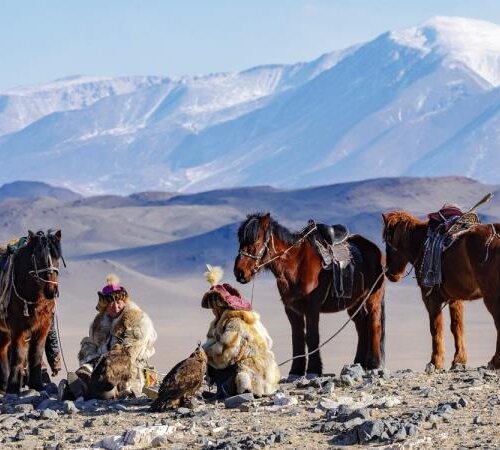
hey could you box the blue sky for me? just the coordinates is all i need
[1,0,499,91]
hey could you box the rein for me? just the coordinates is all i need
[278,268,387,367]
[241,222,318,273]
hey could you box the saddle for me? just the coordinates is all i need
[316,223,349,245]
[313,222,356,300]
[421,204,480,289]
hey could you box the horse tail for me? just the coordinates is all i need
[379,286,386,368]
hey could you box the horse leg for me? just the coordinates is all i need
[363,286,385,369]
[351,309,369,368]
[0,331,10,393]
[449,300,467,369]
[305,306,322,376]
[7,331,29,393]
[482,295,500,369]
[423,292,445,372]
[28,327,50,390]
[285,307,306,378]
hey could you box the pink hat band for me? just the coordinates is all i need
[102,284,123,295]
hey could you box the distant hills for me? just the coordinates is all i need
[0,17,499,193]
[0,177,497,275]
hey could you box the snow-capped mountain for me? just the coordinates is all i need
[0,16,498,194]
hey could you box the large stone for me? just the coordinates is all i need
[356,420,385,443]
[40,408,59,420]
[224,393,254,409]
[340,364,365,381]
[273,392,298,407]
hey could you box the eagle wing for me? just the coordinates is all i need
[151,355,206,411]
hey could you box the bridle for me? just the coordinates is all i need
[11,232,66,317]
[238,228,275,270]
[383,231,415,279]
[238,220,317,274]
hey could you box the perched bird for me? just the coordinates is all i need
[150,344,208,412]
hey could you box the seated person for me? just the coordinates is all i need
[60,274,157,399]
[201,266,280,397]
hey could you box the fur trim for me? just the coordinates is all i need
[78,300,157,396]
[203,309,280,396]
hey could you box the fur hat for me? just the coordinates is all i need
[202,264,251,311]
[96,274,129,311]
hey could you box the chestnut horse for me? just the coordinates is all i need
[382,210,500,370]
[234,213,385,377]
[0,230,63,393]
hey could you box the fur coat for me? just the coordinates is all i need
[203,309,280,396]
[78,300,157,395]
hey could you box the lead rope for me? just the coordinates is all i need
[54,303,69,375]
[277,269,386,367]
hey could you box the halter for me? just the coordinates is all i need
[384,231,416,279]
[11,231,65,316]
[239,220,317,274]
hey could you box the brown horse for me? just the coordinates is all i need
[0,230,63,393]
[382,210,500,370]
[234,213,386,377]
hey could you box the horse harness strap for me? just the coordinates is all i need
[484,223,500,263]
[247,223,318,271]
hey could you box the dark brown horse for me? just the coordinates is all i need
[0,230,63,393]
[382,210,500,370]
[234,213,386,377]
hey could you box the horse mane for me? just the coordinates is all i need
[238,213,301,246]
[19,230,63,261]
[383,210,427,247]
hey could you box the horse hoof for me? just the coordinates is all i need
[284,374,303,383]
[424,363,436,374]
[305,373,321,380]
[486,361,500,370]
[450,363,466,372]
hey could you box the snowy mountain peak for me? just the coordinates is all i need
[390,16,500,86]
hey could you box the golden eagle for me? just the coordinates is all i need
[150,344,207,411]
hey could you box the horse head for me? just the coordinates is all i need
[382,211,420,282]
[234,212,273,284]
[18,229,64,299]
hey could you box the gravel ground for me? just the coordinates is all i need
[0,365,499,449]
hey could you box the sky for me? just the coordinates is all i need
[1,0,500,92]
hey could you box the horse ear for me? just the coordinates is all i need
[54,230,62,241]
[261,212,271,227]
[381,213,388,225]
[27,230,36,243]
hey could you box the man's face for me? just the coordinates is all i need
[106,298,126,318]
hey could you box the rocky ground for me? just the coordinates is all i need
[0,365,499,449]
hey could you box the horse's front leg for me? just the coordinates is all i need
[28,327,50,390]
[423,292,445,372]
[0,331,11,393]
[7,331,29,393]
[285,307,306,378]
[449,300,467,369]
[305,306,322,376]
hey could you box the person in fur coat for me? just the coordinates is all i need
[202,265,280,397]
[62,275,157,400]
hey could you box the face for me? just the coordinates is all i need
[27,230,62,299]
[106,298,126,318]
[382,215,408,282]
[234,214,271,284]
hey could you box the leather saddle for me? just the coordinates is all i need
[428,205,463,230]
[316,223,349,245]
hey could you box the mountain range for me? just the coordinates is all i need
[0,177,497,275]
[0,16,499,194]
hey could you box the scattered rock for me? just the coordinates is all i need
[341,364,365,381]
[40,409,58,420]
[273,392,298,407]
[224,393,254,409]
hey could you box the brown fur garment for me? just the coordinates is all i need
[150,346,207,412]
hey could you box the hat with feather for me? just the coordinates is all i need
[201,265,252,311]
[96,274,129,311]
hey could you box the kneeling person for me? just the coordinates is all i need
[64,275,157,399]
[202,267,280,397]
